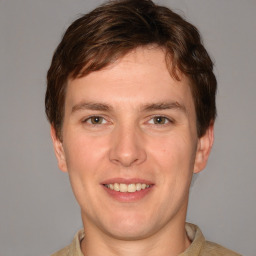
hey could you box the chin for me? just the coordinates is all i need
[101,213,157,240]
[106,225,152,241]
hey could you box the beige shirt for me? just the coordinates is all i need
[51,223,241,256]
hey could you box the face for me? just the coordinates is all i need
[51,47,213,240]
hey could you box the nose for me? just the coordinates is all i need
[109,123,147,167]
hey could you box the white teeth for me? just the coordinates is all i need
[128,184,136,192]
[114,183,120,191]
[120,183,128,192]
[105,183,150,193]
[136,183,142,191]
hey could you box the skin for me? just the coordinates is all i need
[51,46,214,256]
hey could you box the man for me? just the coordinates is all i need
[45,0,240,255]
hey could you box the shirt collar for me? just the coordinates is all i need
[179,223,205,255]
[67,223,205,256]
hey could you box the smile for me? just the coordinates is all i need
[104,183,151,193]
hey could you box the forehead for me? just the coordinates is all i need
[65,47,194,113]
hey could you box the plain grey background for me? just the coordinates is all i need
[1,0,255,255]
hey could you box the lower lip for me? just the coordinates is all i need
[102,185,154,202]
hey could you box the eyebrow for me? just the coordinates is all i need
[141,102,187,113]
[71,101,186,114]
[72,102,112,113]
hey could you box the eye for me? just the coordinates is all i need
[149,116,170,125]
[84,116,106,125]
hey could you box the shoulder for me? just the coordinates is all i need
[200,241,242,256]
[51,245,70,256]
[184,223,241,256]
[50,229,84,256]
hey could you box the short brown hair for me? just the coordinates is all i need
[45,0,217,140]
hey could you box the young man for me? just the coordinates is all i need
[46,0,240,255]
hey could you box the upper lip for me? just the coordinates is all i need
[101,178,154,185]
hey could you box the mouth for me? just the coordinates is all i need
[101,178,154,202]
[103,183,152,193]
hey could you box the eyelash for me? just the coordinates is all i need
[147,115,174,126]
[82,116,108,125]
[82,115,174,126]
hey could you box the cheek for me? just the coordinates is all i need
[63,132,109,171]
[146,135,195,219]
[63,134,108,209]
[152,134,195,166]
[149,134,196,188]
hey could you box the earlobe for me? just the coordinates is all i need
[193,123,214,174]
[50,125,68,172]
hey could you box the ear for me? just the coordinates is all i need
[193,123,214,174]
[50,125,68,172]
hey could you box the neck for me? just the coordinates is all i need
[81,217,191,256]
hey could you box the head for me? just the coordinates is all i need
[45,0,216,141]
[45,0,216,245]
